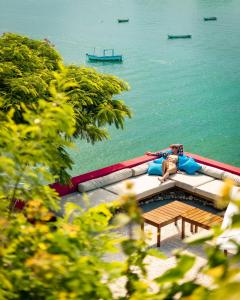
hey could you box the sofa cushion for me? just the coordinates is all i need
[131,163,149,176]
[217,194,240,253]
[199,164,224,180]
[147,162,163,176]
[154,157,165,164]
[178,155,190,169]
[194,180,222,201]
[104,173,175,201]
[217,228,240,253]
[222,172,240,186]
[221,202,239,229]
[194,180,240,205]
[180,158,202,174]
[78,168,133,192]
[170,172,214,192]
[59,188,117,216]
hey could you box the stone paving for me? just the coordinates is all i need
[108,220,212,298]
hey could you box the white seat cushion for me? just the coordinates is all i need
[59,188,117,216]
[170,172,214,192]
[217,201,240,253]
[217,229,240,253]
[199,164,224,180]
[104,173,175,201]
[221,201,239,229]
[78,168,133,192]
[131,163,149,176]
[194,180,240,204]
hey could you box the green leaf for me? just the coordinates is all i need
[155,254,196,283]
[64,202,82,221]
[147,248,167,259]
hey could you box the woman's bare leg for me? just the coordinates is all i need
[162,160,167,174]
[162,171,170,181]
[159,166,177,183]
[158,160,168,183]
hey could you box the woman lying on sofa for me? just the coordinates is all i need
[145,144,183,183]
[145,144,201,182]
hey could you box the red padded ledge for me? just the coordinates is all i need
[50,150,240,197]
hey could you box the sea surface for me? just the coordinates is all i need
[1,0,240,175]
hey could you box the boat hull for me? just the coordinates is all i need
[86,54,123,62]
[168,35,192,39]
[118,19,129,23]
[204,17,217,21]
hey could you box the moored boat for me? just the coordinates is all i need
[204,17,217,21]
[168,34,192,39]
[118,19,129,23]
[86,49,123,62]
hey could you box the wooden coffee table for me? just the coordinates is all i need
[142,201,194,247]
[181,207,223,239]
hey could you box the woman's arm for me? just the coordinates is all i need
[145,151,161,156]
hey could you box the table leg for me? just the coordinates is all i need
[195,226,198,233]
[157,226,161,247]
[181,219,185,239]
[175,220,177,226]
[141,222,144,231]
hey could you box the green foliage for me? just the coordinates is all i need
[0,33,60,115]
[0,33,131,182]
[0,33,239,300]
[0,71,75,213]
[0,201,122,300]
[0,157,240,299]
[155,254,196,284]
[64,65,131,142]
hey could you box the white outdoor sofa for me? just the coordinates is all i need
[59,162,240,216]
[217,200,240,254]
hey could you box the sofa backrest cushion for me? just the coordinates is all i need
[199,164,225,180]
[131,163,149,177]
[222,172,240,186]
[78,168,133,192]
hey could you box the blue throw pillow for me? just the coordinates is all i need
[180,158,201,175]
[178,155,190,169]
[147,162,163,176]
[154,157,165,164]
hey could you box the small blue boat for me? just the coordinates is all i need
[86,49,123,62]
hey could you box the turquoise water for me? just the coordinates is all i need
[1,0,240,174]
